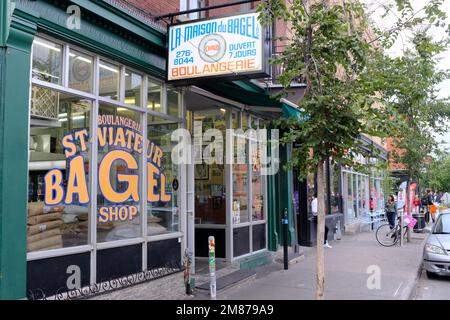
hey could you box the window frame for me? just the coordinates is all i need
[27,35,185,269]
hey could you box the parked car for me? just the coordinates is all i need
[423,212,450,277]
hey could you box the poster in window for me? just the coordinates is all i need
[195,163,209,180]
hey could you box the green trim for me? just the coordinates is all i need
[71,0,166,48]
[0,20,35,300]
[267,142,296,251]
[15,0,167,78]
[233,80,265,94]
[0,0,14,46]
[282,103,305,121]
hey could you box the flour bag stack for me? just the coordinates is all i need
[27,202,64,251]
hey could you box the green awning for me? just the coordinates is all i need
[282,102,305,120]
[199,81,283,108]
[198,80,306,121]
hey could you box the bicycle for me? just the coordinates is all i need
[375,216,408,247]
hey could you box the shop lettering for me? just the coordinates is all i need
[170,14,260,52]
[44,117,171,223]
[227,16,259,39]
[171,58,256,78]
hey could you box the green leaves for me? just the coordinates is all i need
[259,0,449,182]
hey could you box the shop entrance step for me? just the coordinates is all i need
[196,269,257,292]
[238,251,272,270]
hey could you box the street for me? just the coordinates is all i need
[413,269,450,300]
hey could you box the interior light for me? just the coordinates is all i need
[148,103,161,109]
[75,56,92,64]
[33,40,61,52]
[58,115,85,122]
[99,63,118,73]
[124,98,136,105]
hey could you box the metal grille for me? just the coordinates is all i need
[31,86,59,120]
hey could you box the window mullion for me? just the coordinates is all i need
[162,83,168,114]
[63,44,70,87]
[119,66,126,102]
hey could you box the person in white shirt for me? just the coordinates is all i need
[311,193,332,248]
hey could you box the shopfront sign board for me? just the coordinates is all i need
[167,12,270,83]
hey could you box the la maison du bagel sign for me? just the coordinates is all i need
[167,12,269,82]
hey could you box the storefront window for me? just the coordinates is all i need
[147,117,180,235]
[99,60,120,100]
[330,164,340,214]
[242,113,248,129]
[147,79,162,113]
[28,87,91,252]
[124,69,142,107]
[167,87,180,117]
[346,173,354,220]
[251,132,264,221]
[68,49,93,93]
[32,37,62,85]
[193,109,226,224]
[379,179,385,209]
[233,133,249,224]
[28,35,186,289]
[97,104,142,242]
[232,111,238,129]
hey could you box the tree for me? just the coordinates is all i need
[375,31,450,209]
[425,153,450,194]
[258,0,449,300]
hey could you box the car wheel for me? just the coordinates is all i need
[426,270,437,279]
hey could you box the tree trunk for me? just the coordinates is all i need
[315,159,326,300]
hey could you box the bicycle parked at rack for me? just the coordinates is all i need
[375,216,409,247]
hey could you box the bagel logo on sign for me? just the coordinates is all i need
[167,12,269,82]
[199,34,226,63]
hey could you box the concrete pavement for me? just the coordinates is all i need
[217,229,428,300]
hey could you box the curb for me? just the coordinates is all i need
[400,237,427,300]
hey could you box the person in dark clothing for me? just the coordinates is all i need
[385,195,397,229]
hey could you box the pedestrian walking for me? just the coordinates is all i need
[311,193,332,248]
[385,195,397,229]
[425,189,435,223]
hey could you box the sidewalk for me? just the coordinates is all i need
[216,229,428,300]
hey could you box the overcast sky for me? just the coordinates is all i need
[364,0,450,151]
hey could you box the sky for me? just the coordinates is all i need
[363,0,450,151]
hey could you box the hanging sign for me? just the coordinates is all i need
[167,12,270,83]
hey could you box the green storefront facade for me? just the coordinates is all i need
[0,0,298,299]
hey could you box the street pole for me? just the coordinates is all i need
[282,208,289,270]
[208,236,216,299]
[406,179,411,243]
[400,209,404,247]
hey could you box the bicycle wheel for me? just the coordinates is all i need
[376,223,398,247]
